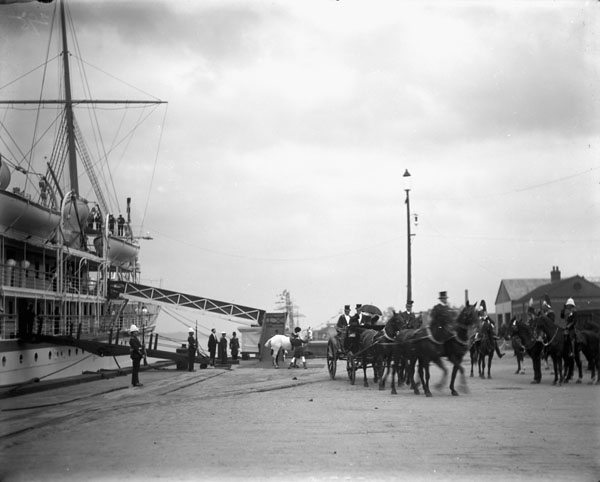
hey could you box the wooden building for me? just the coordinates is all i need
[494,266,600,329]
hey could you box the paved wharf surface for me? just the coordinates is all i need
[0,356,598,482]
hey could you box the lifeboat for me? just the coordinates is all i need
[0,160,61,239]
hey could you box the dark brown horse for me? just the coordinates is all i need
[532,314,565,386]
[475,320,497,379]
[401,301,479,397]
[510,317,544,384]
[350,327,383,387]
[572,329,600,384]
[379,311,406,390]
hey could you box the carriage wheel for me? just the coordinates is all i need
[347,353,356,385]
[327,340,337,380]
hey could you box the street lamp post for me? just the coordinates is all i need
[403,169,412,305]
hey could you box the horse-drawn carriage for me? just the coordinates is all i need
[327,305,385,386]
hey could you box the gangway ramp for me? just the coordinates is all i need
[108,281,266,325]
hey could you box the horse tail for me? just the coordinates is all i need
[265,337,273,348]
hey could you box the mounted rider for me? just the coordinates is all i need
[402,300,421,329]
[475,300,504,358]
[541,294,555,321]
[429,291,454,341]
[561,297,577,358]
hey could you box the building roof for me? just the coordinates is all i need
[495,279,548,305]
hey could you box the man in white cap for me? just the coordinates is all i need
[561,298,577,358]
[128,324,144,387]
[187,327,197,372]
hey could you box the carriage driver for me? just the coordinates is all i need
[336,305,351,342]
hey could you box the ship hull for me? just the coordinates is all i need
[0,339,133,387]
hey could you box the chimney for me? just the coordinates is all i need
[551,266,561,282]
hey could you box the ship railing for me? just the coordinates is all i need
[0,313,102,340]
[0,263,99,295]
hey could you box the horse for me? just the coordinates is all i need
[475,319,497,379]
[354,327,383,387]
[264,327,312,368]
[377,311,408,392]
[569,329,600,384]
[510,317,544,384]
[402,301,479,397]
[531,314,565,386]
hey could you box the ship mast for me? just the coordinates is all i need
[59,0,78,195]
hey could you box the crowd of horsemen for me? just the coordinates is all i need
[331,291,590,368]
[333,293,503,357]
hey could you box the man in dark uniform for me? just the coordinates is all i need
[477,300,504,358]
[218,332,228,365]
[541,294,555,321]
[129,324,144,387]
[187,327,197,371]
[402,300,419,329]
[430,292,452,330]
[230,332,240,361]
[208,328,218,366]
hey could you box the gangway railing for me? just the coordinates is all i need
[107,281,266,325]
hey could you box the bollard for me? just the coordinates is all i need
[108,329,113,345]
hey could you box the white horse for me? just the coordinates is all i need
[264,327,312,368]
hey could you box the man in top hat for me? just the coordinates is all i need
[477,300,504,358]
[349,304,362,326]
[345,304,363,351]
[430,291,452,330]
[128,324,144,387]
[402,300,420,329]
[561,297,578,358]
[187,327,197,372]
[336,304,351,346]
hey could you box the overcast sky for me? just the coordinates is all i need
[1,0,599,338]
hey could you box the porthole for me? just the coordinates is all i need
[49,351,52,360]
[68,349,71,356]
[34,353,38,362]
[2,356,5,367]
[19,354,23,364]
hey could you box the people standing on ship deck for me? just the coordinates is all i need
[218,332,228,365]
[117,214,125,236]
[129,324,144,387]
[187,327,197,372]
[208,328,218,366]
[108,214,115,234]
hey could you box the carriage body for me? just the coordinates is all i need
[327,324,384,385]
